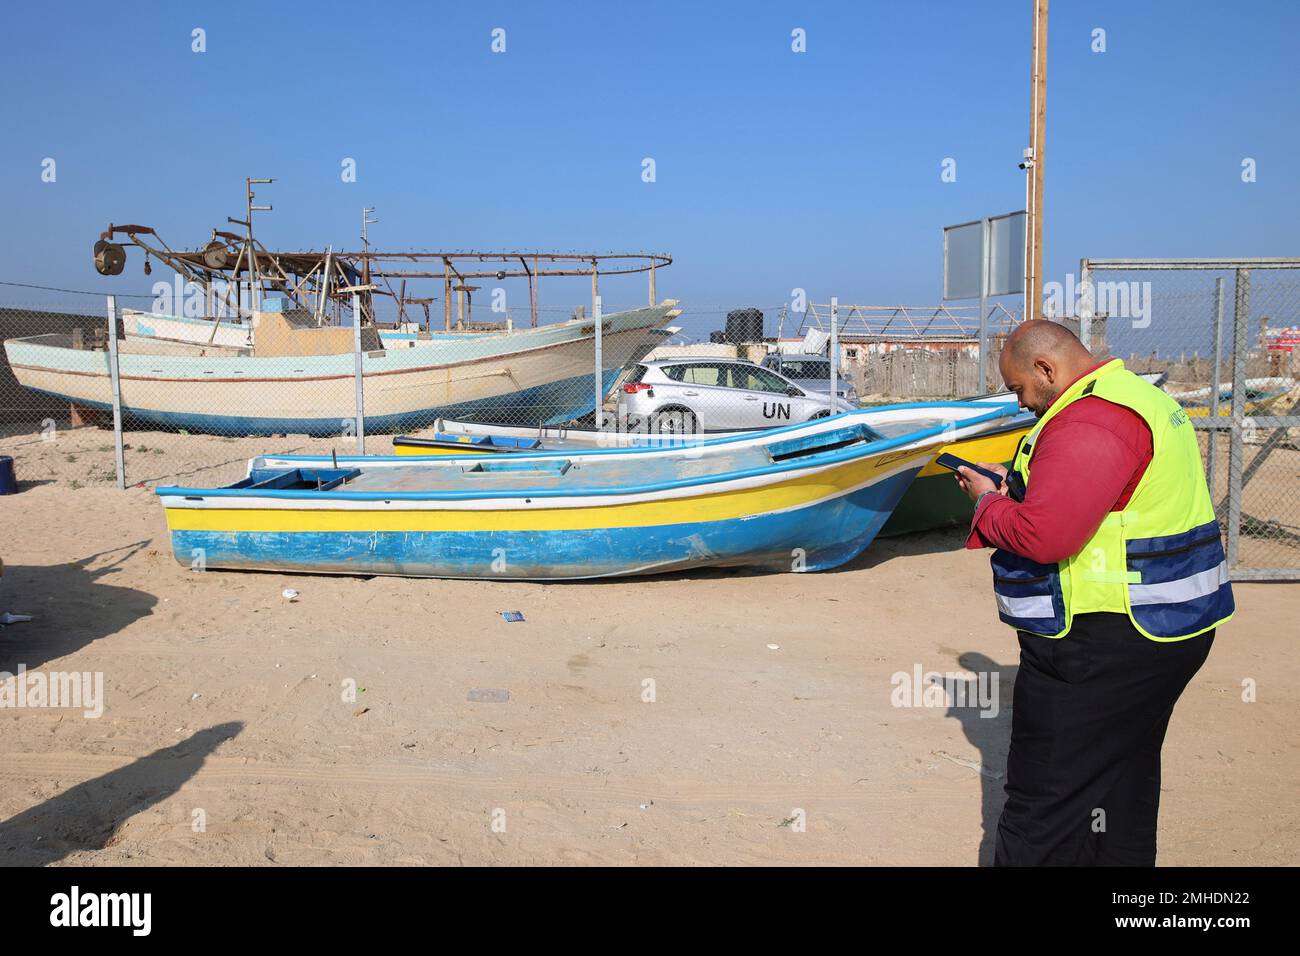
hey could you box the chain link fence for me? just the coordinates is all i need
[1080,259,1300,580]
[781,301,1024,400]
[1,294,696,488]
[2,295,842,489]
[1,303,132,489]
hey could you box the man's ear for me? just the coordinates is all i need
[1034,357,1055,382]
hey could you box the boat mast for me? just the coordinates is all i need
[227,177,273,315]
[360,206,378,327]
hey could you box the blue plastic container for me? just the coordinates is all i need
[0,455,16,495]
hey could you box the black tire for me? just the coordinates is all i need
[649,406,700,436]
[808,410,831,420]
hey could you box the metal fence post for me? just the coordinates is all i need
[829,296,839,411]
[1207,276,1225,501]
[977,219,990,394]
[1077,258,1092,351]
[352,291,365,454]
[1225,269,1250,570]
[105,295,126,489]
[593,295,603,430]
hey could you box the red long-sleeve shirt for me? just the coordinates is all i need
[965,366,1154,564]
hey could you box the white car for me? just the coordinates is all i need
[615,358,856,433]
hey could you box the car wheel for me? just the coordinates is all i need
[808,410,831,420]
[649,406,700,436]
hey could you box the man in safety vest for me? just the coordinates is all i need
[956,320,1232,866]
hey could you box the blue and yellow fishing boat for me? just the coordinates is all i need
[156,403,1019,579]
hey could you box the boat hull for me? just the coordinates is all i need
[163,453,925,579]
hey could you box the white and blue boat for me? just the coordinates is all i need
[4,303,676,435]
[156,401,1020,580]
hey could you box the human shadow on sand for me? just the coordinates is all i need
[932,652,1018,866]
[0,722,243,866]
[0,541,156,672]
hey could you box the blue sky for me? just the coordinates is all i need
[1,0,1296,335]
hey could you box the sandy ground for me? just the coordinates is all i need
[0,427,1297,866]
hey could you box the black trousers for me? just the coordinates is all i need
[994,612,1213,866]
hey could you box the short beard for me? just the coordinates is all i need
[1034,384,1063,417]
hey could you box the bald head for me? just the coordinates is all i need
[1003,319,1092,367]
[998,320,1098,417]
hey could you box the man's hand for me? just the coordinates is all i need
[955,462,1009,502]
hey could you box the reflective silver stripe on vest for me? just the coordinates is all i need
[1128,561,1229,607]
[996,592,1055,619]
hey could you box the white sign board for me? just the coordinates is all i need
[943,221,985,300]
[986,212,1026,297]
[943,211,1026,300]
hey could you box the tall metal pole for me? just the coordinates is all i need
[829,296,839,413]
[1025,0,1048,321]
[593,295,604,430]
[1207,276,1225,500]
[246,179,257,310]
[978,219,991,394]
[443,259,452,332]
[352,291,366,454]
[360,207,377,326]
[1077,258,1092,348]
[244,177,274,313]
[1226,269,1250,571]
[106,295,126,490]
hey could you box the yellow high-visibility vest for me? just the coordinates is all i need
[990,359,1234,640]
